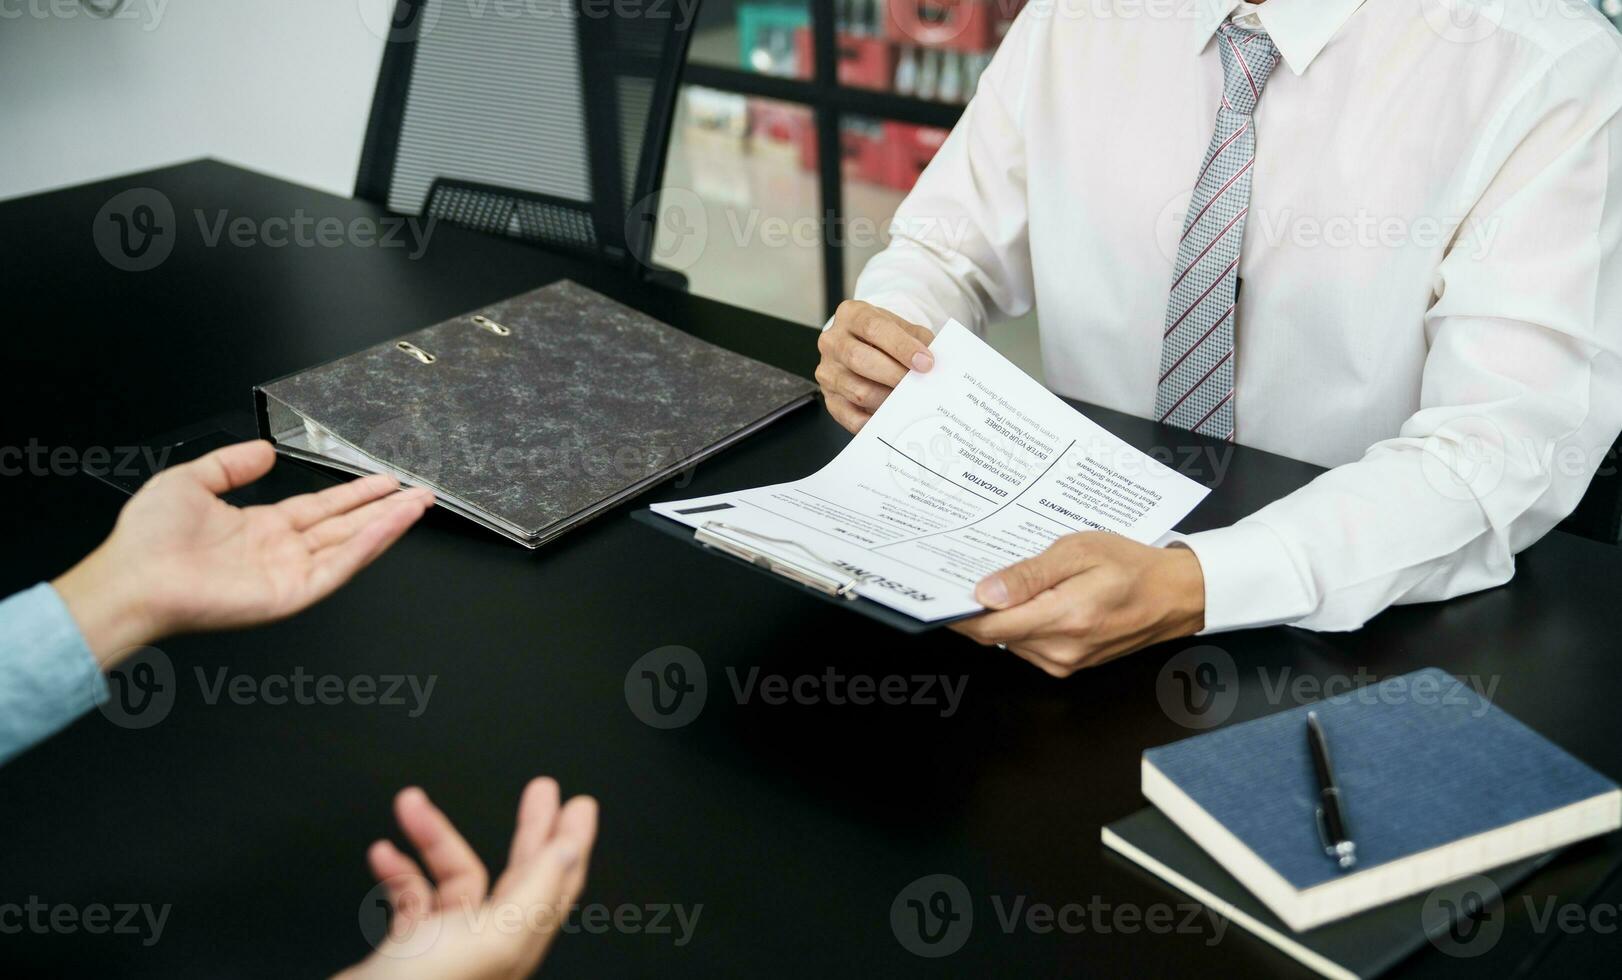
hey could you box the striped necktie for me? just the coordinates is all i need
[1155,22,1281,440]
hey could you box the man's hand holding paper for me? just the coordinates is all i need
[814,300,937,433]
[951,529,1206,677]
[655,320,1211,667]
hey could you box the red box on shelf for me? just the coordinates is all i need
[880,121,950,191]
[750,99,812,146]
[843,127,891,185]
[794,123,892,187]
[796,116,818,172]
[837,35,896,90]
[884,0,1023,53]
[793,28,896,89]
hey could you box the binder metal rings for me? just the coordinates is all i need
[396,341,436,364]
[471,314,512,336]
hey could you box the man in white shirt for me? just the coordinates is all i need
[814,0,1622,676]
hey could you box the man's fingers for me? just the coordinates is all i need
[501,836,585,914]
[1006,642,1080,679]
[302,488,432,552]
[551,794,600,903]
[975,535,1098,609]
[838,334,909,388]
[500,841,578,976]
[507,776,562,869]
[492,787,598,980]
[367,840,436,928]
[951,615,1082,678]
[502,795,598,925]
[506,795,599,912]
[841,302,935,373]
[953,586,1073,645]
[171,440,276,496]
[823,393,873,434]
[900,320,936,345]
[392,787,491,909]
[815,361,892,413]
[816,302,934,431]
[305,493,430,602]
[276,472,401,531]
[498,815,597,980]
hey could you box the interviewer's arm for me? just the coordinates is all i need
[814,9,1043,432]
[846,7,1040,335]
[1179,33,1622,633]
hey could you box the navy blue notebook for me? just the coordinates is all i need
[1142,668,1620,931]
[1103,808,1554,980]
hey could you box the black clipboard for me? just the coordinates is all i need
[631,509,979,634]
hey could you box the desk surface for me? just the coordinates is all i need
[1,161,1618,977]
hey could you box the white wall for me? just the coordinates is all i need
[0,0,394,201]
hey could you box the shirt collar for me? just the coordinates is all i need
[1192,0,1369,76]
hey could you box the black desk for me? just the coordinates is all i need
[2,161,1617,977]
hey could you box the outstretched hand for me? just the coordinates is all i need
[338,779,600,980]
[53,439,433,665]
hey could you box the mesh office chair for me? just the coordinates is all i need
[354,0,694,276]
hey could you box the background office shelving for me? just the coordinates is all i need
[658,0,1024,328]
[658,0,1622,333]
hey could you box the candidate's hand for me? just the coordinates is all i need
[52,439,433,666]
[952,533,1207,677]
[816,300,935,433]
[338,779,599,980]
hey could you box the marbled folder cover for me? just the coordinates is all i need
[255,280,815,546]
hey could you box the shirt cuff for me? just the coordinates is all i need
[1170,522,1319,633]
[0,583,108,766]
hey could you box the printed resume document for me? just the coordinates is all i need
[651,322,1211,622]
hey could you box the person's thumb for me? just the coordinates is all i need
[975,537,1094,609]
[171,440,276,496]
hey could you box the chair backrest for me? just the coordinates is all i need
[1558,436,1622,544]
[354,0,693,273]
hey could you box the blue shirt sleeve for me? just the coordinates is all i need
[0,583,109,766]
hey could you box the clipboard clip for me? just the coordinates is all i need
[694,522,860,599]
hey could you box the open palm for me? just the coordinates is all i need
[54,440,432,660]
[338,778,599,980]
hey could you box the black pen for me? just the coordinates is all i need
[1307,710,1357,870]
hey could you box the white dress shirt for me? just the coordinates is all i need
[851,0,1622,632]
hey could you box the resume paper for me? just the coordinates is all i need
[651,322,1211,622]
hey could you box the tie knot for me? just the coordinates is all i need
[1215,23,1280,116]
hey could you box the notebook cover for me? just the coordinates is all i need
[1142,668,1620,894]
[1102,807,1553,980]
[255,280,816,541]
